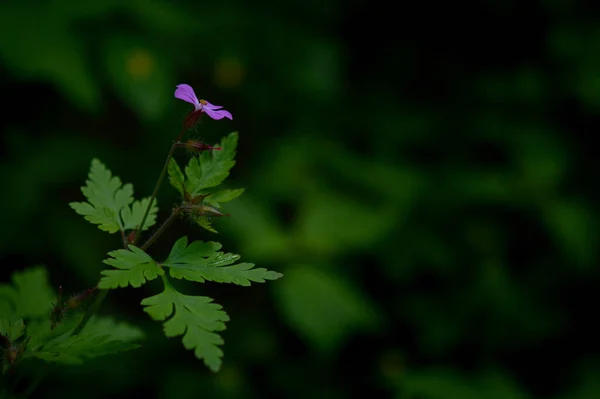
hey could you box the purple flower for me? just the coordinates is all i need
[174,84,233,120]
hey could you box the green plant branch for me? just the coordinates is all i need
[134,141,179,245]
[141,208,180,251]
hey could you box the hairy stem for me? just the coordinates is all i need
[141,208,180,251]
[175,127,187,144]
[134,141,179,245]
[120,229,127,248]
[70,287,106,337]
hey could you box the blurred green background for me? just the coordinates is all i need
[1,0,599,398]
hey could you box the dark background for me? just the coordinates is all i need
[1,0,599,398]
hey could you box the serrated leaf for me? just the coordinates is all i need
[99,246,164,289]
[168,158,185,195]
[196,217,219,233]
[0,319,25,341]
[26,314,83,350]
[206,188,245,204]
[121,197,158,231]
[161,237,283,286]
[69,159,134,233]
[185,132,238,196]
[141,284,229,372]
[0,267,55,319]
[32,316,143,364]
[70,159,156,234]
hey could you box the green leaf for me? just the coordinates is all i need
[141,284,229,372]
[26,314,83,349]
[0,319,25,341]
[185,132,238,196]
[31,316,143,365]
[99,246,164,289]
[69,159,134,233]
[168,158,185,195]
[274,266,380,354]
[196,217,218,234]
[206,188,245,205]
[0,267,55,319]
[69,159,157,233]
[121,197,158,231]
[161,237,283,286]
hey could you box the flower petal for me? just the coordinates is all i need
[175,84,201,110]
[202,100,223,110]
[203,107,233,120]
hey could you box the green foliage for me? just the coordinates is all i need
[169,133,244,233]
[142,282,229,372]
[0,267,143,374]
[184,132,238,196]
[99,246,164,289]
[69,159,157,234]
[121,197,158,231]
[205,188,245,205]
[168,158,185,195]
[0,267,55,319]
[163,236,282,286]
[3,0,600,396]
[274,266,379,353]
[0,319,25,342]
[31,316,143,365]
[399,368,531,399]
[97,234,281,371]
[196,217,219,234]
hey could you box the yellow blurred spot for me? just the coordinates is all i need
[214,57,244,88]
[126,48,154,81]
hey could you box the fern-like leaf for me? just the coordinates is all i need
[99,246,164,289]
[31,316,143,364]
[141,284,229,372]
[69,159,158,233]
[0,267,55,319]
[184,132,238,196]
[162,237,283,286]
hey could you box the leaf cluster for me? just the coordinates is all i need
[0,267,142,374]
[68,132,282,372]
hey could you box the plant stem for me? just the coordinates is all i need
[160,273,173,289]
[70,287,106,337]
[141,208,180,251]
[120,229,127,248]
[175,127,187,144]
[134,141,178,245]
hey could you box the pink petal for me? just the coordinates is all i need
[204,107,233,120]
[175,84,200,110]
[202,100,223,110]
